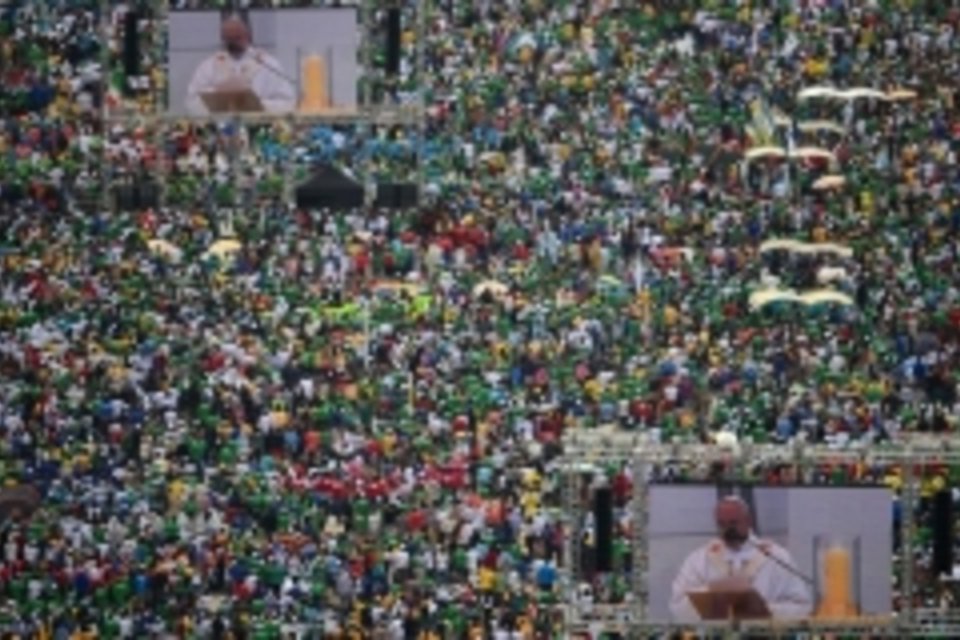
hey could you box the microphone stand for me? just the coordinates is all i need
[248,49,301,89]
[746,538,820,609]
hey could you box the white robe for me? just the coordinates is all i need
[670,535,813,622]
[186,48,296,115]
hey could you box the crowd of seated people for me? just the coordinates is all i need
[1,0,959,637]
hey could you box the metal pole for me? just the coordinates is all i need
[901,447,916,631]
[153,0,170,214]
[98,0,111,214]
[631,454,648,623]
[561,458,579,628]
[415,0,428,201]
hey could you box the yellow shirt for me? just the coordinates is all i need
[479,566,497,592]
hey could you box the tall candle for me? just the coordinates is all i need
[300,54,329,113]
[817,544,855,618]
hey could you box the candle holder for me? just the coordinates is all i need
[814,534,862,619]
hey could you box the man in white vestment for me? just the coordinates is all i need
[185,14,296,115]
[670,496,813,622]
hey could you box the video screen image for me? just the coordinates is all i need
[646,484,894,624]
[167,8,360,117]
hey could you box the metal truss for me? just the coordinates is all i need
[558,432,960,637]
[101,104,423,128]
[561,432,960,466]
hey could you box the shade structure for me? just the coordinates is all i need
[295,163,365,210]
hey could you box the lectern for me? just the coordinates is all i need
[688,589,772,620]
[201,88,264,113]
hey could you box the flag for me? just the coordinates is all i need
[748,98,777,147]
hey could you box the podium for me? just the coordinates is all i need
[688,590,772,621]
[201,88,264,113]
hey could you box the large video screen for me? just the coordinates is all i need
[166,8,360,117]
[646,484,894,625]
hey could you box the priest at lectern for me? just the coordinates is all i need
[185,14,296,115]
[669,496,813,622]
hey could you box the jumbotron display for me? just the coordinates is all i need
[166,8,360,117]
[649,485,893,624]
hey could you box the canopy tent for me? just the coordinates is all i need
[295,163,419,210]
[295,163,365,210]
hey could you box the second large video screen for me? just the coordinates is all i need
[167,8,360,117]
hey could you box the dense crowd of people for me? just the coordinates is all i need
[2,0,960,637]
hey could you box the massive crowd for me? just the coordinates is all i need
[1,0,960,637]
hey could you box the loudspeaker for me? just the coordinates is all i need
[594,488,613,572]
[932,490,954,576]
[385,8,401,75]
[123,11,140,81]
[374,182,418,209]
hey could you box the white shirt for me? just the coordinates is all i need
[670,534,813,622]
[186,48,296,115]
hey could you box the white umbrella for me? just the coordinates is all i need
[749,288,802,310]
[745,146,787,161]
[473,280,509,298]
[838,87,887,101]
[759,239,853,258]
[147,239,182,262]
[759,238,805,254]
[886,88,918,101]
[816,266,849,285]
[798,86,842,101]
[204,238,243,260]
[800,289,855,306]
[797,120,846,135]
[806,242,854,259]
[812,175,846,190]
[789,147,836,162]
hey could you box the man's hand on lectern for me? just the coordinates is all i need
[707,576,753,593]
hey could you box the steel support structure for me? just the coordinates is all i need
[559,432,960,638]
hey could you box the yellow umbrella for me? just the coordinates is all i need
[812,175,846,190]
[799,290,855,306]
[745,146,787,161]
[147,239,182,262]
[204,238,243,260]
